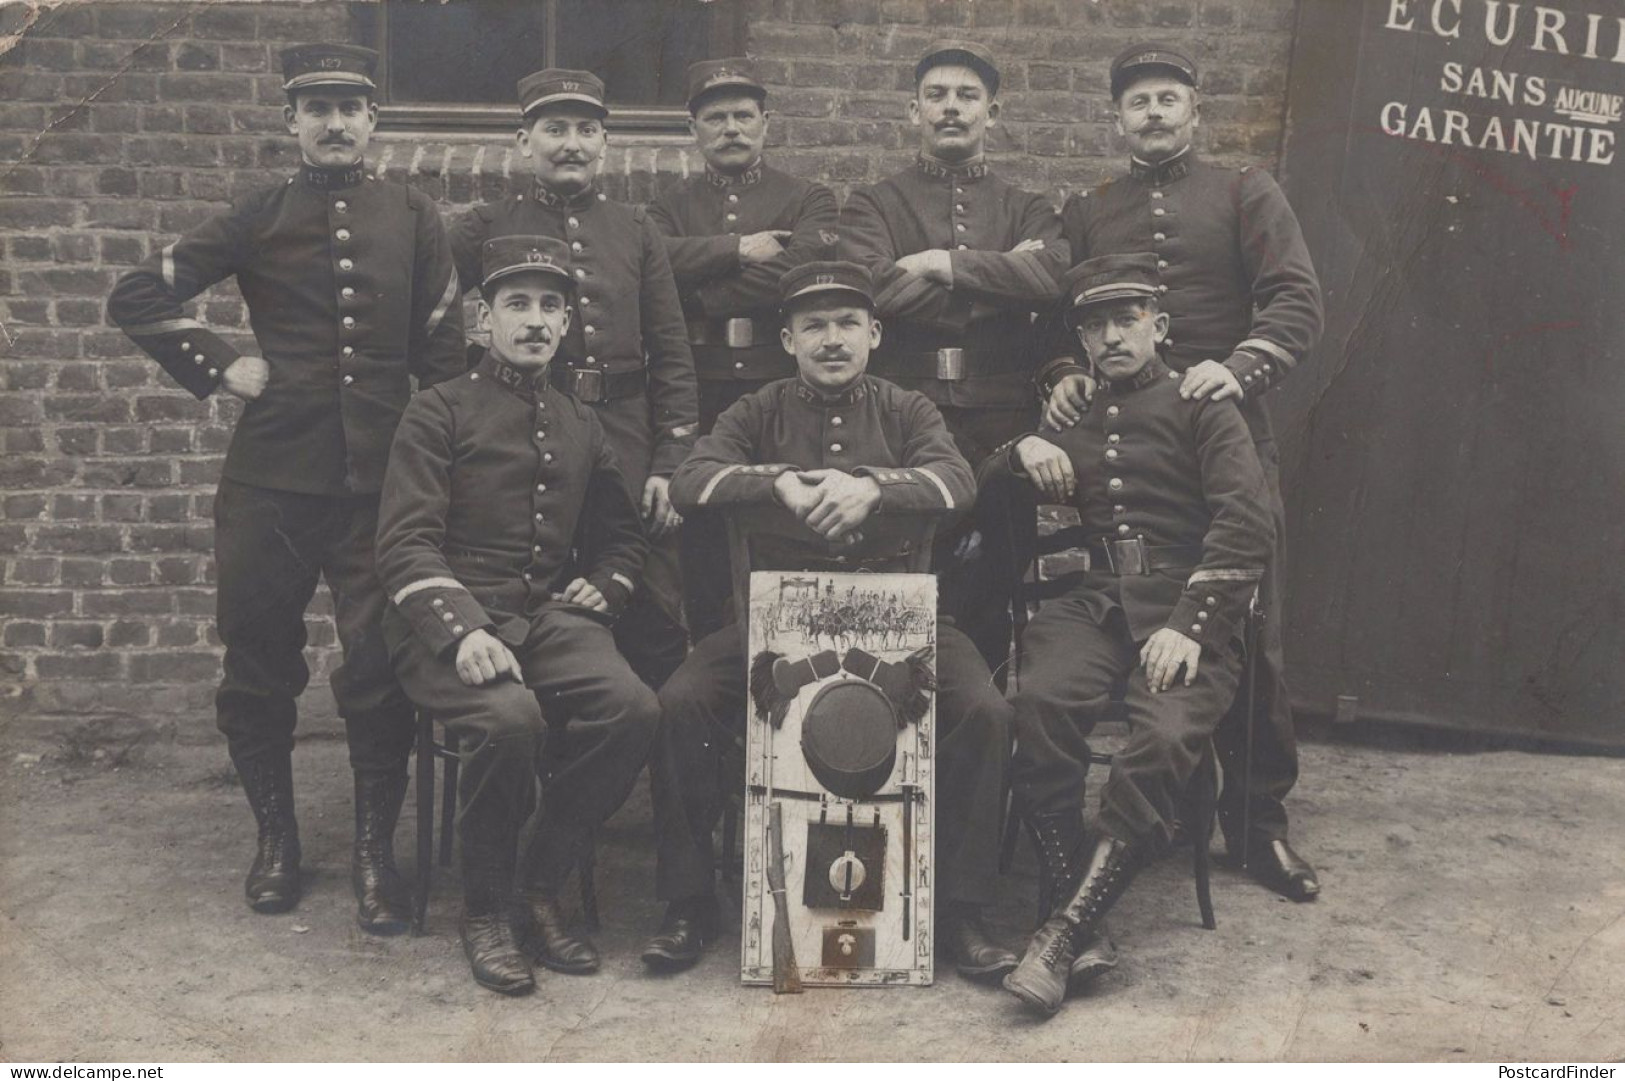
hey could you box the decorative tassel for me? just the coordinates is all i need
[897,644,938,728]
[750,649,785,725]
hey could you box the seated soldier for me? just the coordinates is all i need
[987,254,1275,1017]
[375,236,659,995]
[642,260,1017,981]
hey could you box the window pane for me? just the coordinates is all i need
[383,0,737,109]
[386,1,547,106]
[554,0,721,107]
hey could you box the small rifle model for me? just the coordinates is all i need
[766,801,803,994]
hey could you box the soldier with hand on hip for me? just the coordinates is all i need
[108,43,463,935]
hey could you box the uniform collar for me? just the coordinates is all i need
[793,375,871,408]
[1104,355,1171,395]
[915,154,989,183]
[706,159,764,188]
[530,180,601,211]
[300,162,367,190]
[477,352,550,400]
[1128,146,1194,185]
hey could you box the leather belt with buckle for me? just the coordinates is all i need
[687,316,776,349]
[550,365,647,404]
[911,347,966,381]
[1086,538,1203,576]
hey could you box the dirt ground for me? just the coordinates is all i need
[1,700,1622,1063]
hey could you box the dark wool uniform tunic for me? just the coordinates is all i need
[107,162,464,773]
[450,181,699,688]
[375,354,658,883]
[1048,149,1323,843]
[652,374,1012,908]
[648,160,838,424]
[840,156,1070,676]
[110,163,465,496]
[989,357,1274,851]
[648,160,838,639]
[449,182,699,479]
[1045,150,1323,444]
[839,157,1069,433]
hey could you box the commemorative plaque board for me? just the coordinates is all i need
[739,570,936,988]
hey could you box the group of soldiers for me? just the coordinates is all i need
[108,34,1323,1017]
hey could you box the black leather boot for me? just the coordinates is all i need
[518,892,601,974]
[1004,836,1137,1017]
[517,822,599,974]
[352,771,412,935]
[1069,919,1120,988]
[460,841,533,995]
[236,754,301,914]
[942,902,1018,981]
[1025,809,1087,922]
[640,895,719,971]
[1245,837,1321,902]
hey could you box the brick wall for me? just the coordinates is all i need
[0,0,1296,732]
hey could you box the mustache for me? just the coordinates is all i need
[318,134,355,145]
[814,350,852,362]
[516,330,554,344]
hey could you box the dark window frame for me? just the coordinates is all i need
[353,2,746,138]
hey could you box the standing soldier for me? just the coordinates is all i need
[450,70,698,690]
[1037,44,1325,901]
[108,45,464,932]
[840,40,1070,675]
[376,236,658,995]
[648,57,838,639]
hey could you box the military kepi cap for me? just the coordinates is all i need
[481,235,575,292]
[1063,253,1162,318]
[280,44,379,93]
[1110,42,1199,98]
[518,68,608,120]
[915,39,1000,97]
[686,56,766,111]
[780,260,875,309]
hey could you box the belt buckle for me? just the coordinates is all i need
[570,367,605,403]
[935,347,965,381]
[1109,537,1149,576]
[724,317,756,349]
[1037,547,1091,582]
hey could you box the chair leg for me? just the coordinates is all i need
[578,829,600,932]
[1192,741,1218,931]
[413,712,434,937]
[1239,598,1263,872]
[438,731,459,869]
[998,786,1021,875]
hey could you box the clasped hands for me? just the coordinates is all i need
[773,468,881,544]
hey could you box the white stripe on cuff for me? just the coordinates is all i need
[391,576,465,605]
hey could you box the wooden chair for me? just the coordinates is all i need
[411,711,598,937]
